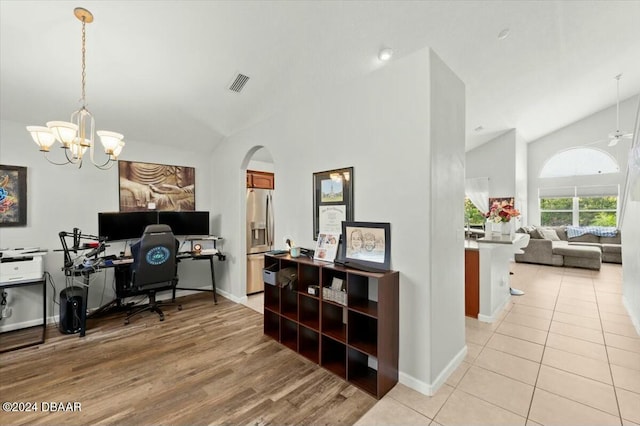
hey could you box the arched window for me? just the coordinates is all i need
[539,148,620,178]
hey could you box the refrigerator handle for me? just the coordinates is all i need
[266,192,273,248]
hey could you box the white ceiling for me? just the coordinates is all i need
[2,1,640,154]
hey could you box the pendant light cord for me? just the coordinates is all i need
[81,16,87,107]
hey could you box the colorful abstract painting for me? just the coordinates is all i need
[0,165,27,227]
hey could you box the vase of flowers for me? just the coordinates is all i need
[485,200,520,236]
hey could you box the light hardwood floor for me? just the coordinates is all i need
[0,294,375,425]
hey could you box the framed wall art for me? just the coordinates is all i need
[313,167,353,239]
[340,221,391,271]
[0,165,27,227]
[118,160,195,212]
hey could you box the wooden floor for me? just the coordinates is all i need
[0,293,375,425]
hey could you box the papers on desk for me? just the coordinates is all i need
[111,258,134,265]
[200,248,218,255]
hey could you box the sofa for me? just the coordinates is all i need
[514,225,622,270]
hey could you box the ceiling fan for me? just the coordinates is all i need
[607,74,634,146]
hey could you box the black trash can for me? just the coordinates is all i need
[59,286,84,334]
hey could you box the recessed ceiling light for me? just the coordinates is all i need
[497,28,510,40]
[474,125,484,131]
[378,48,393,61]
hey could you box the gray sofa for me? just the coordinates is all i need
[514,225,622,270]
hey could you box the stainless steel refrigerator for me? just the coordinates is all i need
[246,188,274,294]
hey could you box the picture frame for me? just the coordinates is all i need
[118,160,195,212]
[314,232,340,262]
[0,165,27,227]
[313,167,353,239]
[340,221,391,271]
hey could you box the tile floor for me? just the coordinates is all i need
[356,262,640,426]
[246,262,639,425]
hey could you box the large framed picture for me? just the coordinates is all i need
[118,160,195,212]
[313,167,353,239]
[0,165,27,227]
[340,221,391,271]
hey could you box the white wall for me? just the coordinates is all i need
[526,96,638,225]
[515,131,528,225]
[621,198,640,333]
[210,47,466,394]
[466,130,517,198]
[465,129,527,226]
[0,119,214,330]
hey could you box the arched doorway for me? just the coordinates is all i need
[241,146,275,297]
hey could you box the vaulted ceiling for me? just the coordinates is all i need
[2,1,639,154]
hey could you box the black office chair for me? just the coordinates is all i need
[124,224,181,324]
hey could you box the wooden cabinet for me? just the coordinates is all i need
[263,254,399,399]
[247,170,274,189]
[465,249,479,318]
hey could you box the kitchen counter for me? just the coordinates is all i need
[465,233,530,322]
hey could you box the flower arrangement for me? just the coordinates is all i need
[485,200,520,223]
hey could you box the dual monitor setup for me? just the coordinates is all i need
[98,211,210,242]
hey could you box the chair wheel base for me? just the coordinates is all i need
[178,305,183,311]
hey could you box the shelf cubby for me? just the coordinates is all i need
[299,325,319,363]
[264,283,280,313]
[347,347,378,396]
[298,263,320,295]
[281,317,298,352]
[281,287,298,321]
[347,274,378,317]
[299,294,320,331]
[321,301,347,342]
[321,335,346,379]
[348,311,378,356]
[264,309,279,341]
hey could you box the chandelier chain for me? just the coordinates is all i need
[81,16,87,106]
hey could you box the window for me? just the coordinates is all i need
[540,148,619,178]
[578,196,617,226]
[540,195,618,226]
[464,198,485,226]
[540,197,573,226]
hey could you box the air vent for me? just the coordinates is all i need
[228,73,250,93]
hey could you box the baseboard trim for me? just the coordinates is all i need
[398,344,467,396]
[478,294,511,323]
[0,287,220,333]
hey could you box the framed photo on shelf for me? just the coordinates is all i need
[0,164,27,227]
[312,167,353,239]
[314,232,340,262]
[341,221,391,271]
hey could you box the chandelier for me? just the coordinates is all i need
[26,8,124,169]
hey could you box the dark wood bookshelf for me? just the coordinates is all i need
[263,254,399,399]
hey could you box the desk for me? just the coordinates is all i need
[69,251,225,337]
[0,276,46,352]
[175,252,225,304]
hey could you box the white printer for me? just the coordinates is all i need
[0,248,47,283]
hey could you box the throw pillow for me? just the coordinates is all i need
[539,228,561,241]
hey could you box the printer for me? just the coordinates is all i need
[0,248,47,283]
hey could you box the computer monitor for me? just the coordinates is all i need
[158,211,210,236]
[98,211,159,241]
